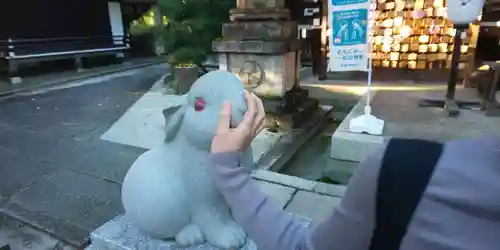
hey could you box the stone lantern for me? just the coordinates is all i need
[213,0,319,125]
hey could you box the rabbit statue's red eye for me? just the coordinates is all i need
[194,97,206,112]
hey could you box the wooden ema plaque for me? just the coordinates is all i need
[370,0,474,70]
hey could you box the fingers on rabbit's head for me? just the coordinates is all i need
[187,71,247,126]
[181,71,247,147]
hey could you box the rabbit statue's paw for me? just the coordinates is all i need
[175,224,205,247]
[204,221,247,250]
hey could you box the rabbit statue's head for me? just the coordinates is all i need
[162,71,248,150]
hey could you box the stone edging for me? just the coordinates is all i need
[251,169,346,198]
[330,91,389,163]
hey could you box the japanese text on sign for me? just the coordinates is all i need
[328,0,369,72]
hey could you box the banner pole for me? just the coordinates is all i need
[365,0,374,113]
[347,0,385,135]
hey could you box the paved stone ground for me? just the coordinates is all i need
[0,65,168,248]
[372,88,500,141]
[0,214,75,250]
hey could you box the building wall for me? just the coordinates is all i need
[0,0,112,40]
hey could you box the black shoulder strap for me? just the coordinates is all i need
[369,138,443,250]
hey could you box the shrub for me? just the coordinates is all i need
[157,0,234,67]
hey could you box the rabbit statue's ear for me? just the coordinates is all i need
[162,95,188,142]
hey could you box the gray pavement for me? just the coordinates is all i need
[0,213,75,250]
[0,57,164,98]
[0,65,168,248]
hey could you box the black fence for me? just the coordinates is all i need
[0,35,129,59]
[0,35,130,82]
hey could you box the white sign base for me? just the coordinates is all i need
[348,105,384,135]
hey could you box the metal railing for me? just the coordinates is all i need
[0,35,130,60]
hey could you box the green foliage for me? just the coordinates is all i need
[166,47,205,67]
[129,22,151,36]
[157,0,234,67]
[129,7,165,36]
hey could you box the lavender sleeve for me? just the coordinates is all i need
[211,147,384,250]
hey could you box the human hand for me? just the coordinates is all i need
[211,91,265,153]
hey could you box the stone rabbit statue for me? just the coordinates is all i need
[121,71,254,249]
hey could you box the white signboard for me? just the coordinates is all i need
[328,0,370,71]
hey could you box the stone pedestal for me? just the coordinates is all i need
[214,42,299,98]
[222,21,296,40]
[212,0,301,100]
[85,215,311,250]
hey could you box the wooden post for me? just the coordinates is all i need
[462,24,480,88]
[462,48,477,88]
[309,29,322,76]
[236,0,248,8]
[443,25,469,117]
[318,0,328,80]
[448,25,471,99]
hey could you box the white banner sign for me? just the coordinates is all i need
[328,0,370,72]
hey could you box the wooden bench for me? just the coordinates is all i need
[0,35,130,84]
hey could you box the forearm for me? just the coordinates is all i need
[210,140,383,250]
[211,152,313,250]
